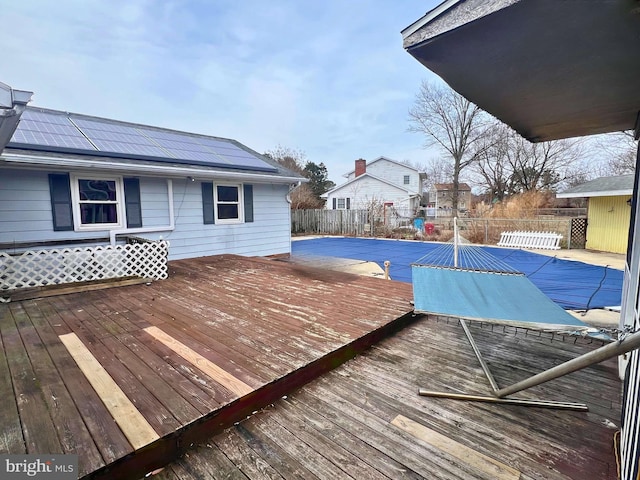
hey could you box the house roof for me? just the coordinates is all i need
[1,106,305,183]
[342,156,425,178]
[402,0,640,142]
[433,182,471,191]
[0,82,32,152]
[321,172,417,198]
[557,175,634,199]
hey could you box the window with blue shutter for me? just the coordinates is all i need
[123,178,142,228]
[48,173,73,231]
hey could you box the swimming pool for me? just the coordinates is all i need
[292,237,623,311]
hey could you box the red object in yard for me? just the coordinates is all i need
[425,223,435,235]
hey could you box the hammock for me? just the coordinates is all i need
[410,222,624,410]
[411,239,591,333]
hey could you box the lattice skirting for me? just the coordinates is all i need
[0,240,169,291]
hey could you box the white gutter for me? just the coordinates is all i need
[556,189,633,198]
[0,152,307,184]
[401,0,462,40]
[109,178,175,245]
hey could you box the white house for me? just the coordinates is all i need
[0,85,305,262]
[322,157,425,212]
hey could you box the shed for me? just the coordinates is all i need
[558,175,634,254]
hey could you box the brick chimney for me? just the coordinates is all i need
[355,158,366,177]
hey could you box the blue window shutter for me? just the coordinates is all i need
[123,178,142,228]
[202,182,214,224]
[48,173,73,231]
[244,184,254,223]
[332,198,336,209]
[346,198,351,210]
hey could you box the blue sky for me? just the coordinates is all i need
[3,0,444,184]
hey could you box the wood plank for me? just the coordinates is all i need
[99,335,202,425]
[277,396,424,479]
[212,427,284,480]
[233,423,320,480]
[391,414,521,480]
[168,441,250,480]
[249,412,358,480]
[58,332,159,450]
[10,302,105,475]
[268,398,388,480]
[27,300,132,463]
[7,277,151,302]
[143,326,254,397]
[0,305,61,454]
[0,306,25,454]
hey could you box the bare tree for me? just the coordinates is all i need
[471,123,585,198]
[408,81,489,213]
[288,183,324,209]
[596,131,637,175]
[264,145,307,175]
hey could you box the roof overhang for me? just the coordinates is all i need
[0,82,33,151]
[402,0,640,141]
[0,151,306,185]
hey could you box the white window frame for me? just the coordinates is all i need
[214,183,244,224]
[403,175,410,185]
[70,173,125,231]
[337,198,346,210]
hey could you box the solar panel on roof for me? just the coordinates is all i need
[20,109,73,125]
[89,139,170,158]
[11,129,97,150]
[9,108,278,172]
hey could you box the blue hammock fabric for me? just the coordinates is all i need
[412,265,590,331]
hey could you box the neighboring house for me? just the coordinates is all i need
[557,175,633,254]
[322,157,425,212]
[0,97,304,261]
[429,183,472,212]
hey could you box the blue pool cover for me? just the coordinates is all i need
[291,237,623,311]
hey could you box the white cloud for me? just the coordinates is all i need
[3,0,443,183]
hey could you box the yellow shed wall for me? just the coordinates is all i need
[586,196,631,254]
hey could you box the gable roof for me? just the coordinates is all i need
[433,183,471,191]
[342,156,424,178]
[1,106,304,183]
[322,172,417,198]
[557,175,634,198]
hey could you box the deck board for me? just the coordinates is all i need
[0,254,415,479]
[156,315,621,480]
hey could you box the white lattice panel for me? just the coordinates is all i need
[0,240,169,292]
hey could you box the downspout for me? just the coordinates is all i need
[286,181,302,204]
[109,178,175,245]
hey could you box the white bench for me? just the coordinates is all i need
[497,231,562,250]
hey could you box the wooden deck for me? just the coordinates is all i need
[0,255,416,479]
[153,317,622,480]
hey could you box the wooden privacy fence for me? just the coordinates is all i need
[291,210,584,248]
[292,209,370,236]
[0,239,169,294]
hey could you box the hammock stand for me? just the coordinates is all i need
[412,219,638,411]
